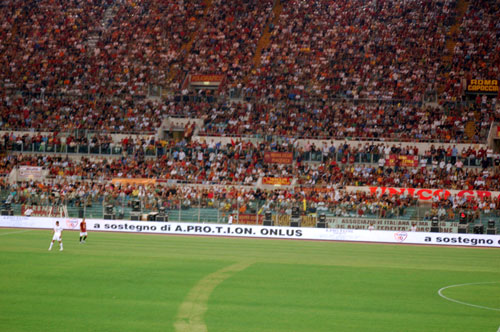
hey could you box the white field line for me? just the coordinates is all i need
[438,282,500,312]
[0,230,31,236]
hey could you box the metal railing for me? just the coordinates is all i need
[8,142,161,157]
[2,187,499,233]
[6,142,492,168]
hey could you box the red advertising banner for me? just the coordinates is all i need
[21,205,65,217]
[345,186,500,202]
[237,214,263,225]
[385,155,419,167]
[190,74,225,83]
[112,178,156,185]
[263,151,293,164]
[262,177,291,186]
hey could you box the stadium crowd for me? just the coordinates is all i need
[0,0,499,227]
[198,99,495,142]
[1,138,500,192]
[3,179,500,221]
[442,0,500,100]
[1,0,498,143]
[0,94,163,132]
[0,0,105,94]
[1,93,497,142]
[0,0,207,96]
[1,0,497,103]
[96,0,206,96]
[250,0,454,101]
[3,128,496,164]
[180,0,273,87]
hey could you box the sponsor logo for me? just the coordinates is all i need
[394,232,408,242]
[21,205,65,217]
[466,79,499,95]
[346,186,500,202]
[263,151,293,164]
[190,74,225,83]
[65,219,80,229]
[386,155,418,167]
[262,177,291,186]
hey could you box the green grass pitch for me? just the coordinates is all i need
[0,228,499,332]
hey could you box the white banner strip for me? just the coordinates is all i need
[0,216,499,248]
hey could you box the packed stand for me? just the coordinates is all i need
[3,136,500,191]
[294,157,500,191]
[428,192,500,221]
[97,0,205,96]
[249,0,455,101]
[0,0,204,133]
[1,0,498,140]
[180,0,273,87]
[0,0,207,96]
[2,141,264,185]
[0,0,106,94]
[0,94,163,132]
[441,0,500,100]
[4,181,500,222]
[198,99,493,142]
[1,93,496,140]
[2,180,420,220]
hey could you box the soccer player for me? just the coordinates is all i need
[49,221,64,251]
[80,218,87,243]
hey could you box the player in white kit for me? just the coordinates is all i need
[48,221,64,251]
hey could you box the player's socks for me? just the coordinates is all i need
[49,243,53,250]
[60,244,63,251]
[83,236,87,242]
[80,236,82,243]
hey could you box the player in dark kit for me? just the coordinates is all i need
[79,218,87,243]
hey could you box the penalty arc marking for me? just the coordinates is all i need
[437,282,500,312]
[174,261,253,332]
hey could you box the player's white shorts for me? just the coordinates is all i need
[52,234,62,241]
[80,232,87,236]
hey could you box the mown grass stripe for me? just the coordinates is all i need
[174,261,253,332]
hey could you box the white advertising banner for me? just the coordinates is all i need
[327,217,459,233]
[0,216,499,248]
[18,166,43,178]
